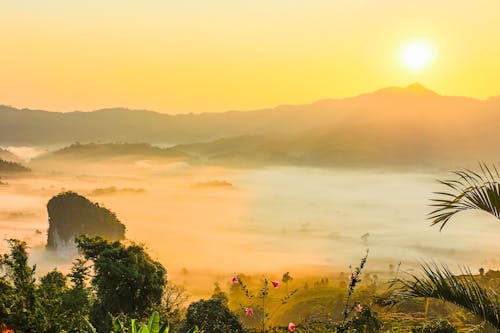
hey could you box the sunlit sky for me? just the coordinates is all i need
[2,0,500,114]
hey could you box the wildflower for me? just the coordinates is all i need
[245,307,254,316]
[271,280,280,288]
[348,274,354,280]
[288,322,297,331]
[231,275,238,284]
[355,304,363,313]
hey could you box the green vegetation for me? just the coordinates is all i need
[412,320,457,333]
[0,236,493,332]
[384,164,500,331]
[85,311,171,333]
[76,235,166,332]
[182,299,245,333]
[46,192,126,250]
[3,164,500,332]
[36,142,185,161]
[0,239,90,332]
[0,159,30,173]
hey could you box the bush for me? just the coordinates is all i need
[412,320,457,333]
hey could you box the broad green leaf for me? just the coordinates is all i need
[113,318,124,332]
[148,311,160,333]
[138,325,149,333]
[131,319,137,333]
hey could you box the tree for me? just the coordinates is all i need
[162,283,189,331]
[36,270,68,332]
[429,163,500,230]
[181,298,246,333]
[0,239,37,332]
[282,272,293,291]
[211,282,229,305]
[76,235,166,332]
[389,165,500,330]
[63,258,92,332]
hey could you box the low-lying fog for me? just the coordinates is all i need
[1,156,499,295]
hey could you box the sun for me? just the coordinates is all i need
[401,41,434,70]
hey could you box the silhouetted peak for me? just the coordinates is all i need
[371,83,438,97]
[405,82,435,94]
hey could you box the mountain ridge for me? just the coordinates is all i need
[1,83,500,148]
[0,83,493,116]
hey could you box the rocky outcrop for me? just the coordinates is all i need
[46,192,125,254]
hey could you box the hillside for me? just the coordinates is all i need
[2,83,500,147]
[33,142,187,162]
[0,159,31,173]
[5,84,500,169]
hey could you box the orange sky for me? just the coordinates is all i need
[1,1,500,114]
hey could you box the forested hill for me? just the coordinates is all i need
[0,159,31,173]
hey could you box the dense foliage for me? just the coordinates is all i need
[6,164,500,332]
[0,239,89,332]
[76,235,166,332]
[182,298,246,333]
[0,159,30,173]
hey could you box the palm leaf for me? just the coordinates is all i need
[148,311,160,333]
[84,318,97,333]
[391,263,500,329]
[429,163,500,230]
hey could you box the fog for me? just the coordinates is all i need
[1,155,499,295]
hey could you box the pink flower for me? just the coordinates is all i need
[288,323,297,331]
[245,307,254,316]
[355,304,363,313]
[271,280,280,288]
[231,276,238,284]
[348,274,354,280]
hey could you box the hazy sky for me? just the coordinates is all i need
[2,0,500,113]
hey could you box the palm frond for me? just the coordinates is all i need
[392,263,500,329]
[429,163,500,230]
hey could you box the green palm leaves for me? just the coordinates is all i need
[85,311,170,333]
[386,164,500,330]
[429,163,500,230]
[396,263,500,329]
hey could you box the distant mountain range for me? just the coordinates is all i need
[3,83,500,168]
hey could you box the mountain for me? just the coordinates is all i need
[2,83,498,146]
[5,83,500,168]
[33,142,186,162]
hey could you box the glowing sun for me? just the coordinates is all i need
[401,41,434,70]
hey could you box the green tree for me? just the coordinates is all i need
[389,165,500,330]
[76,235,166,332]
[181,298,246,333]
[282,272,293,291]
[36,270,68,332]
[0,239,37,332]
[63,258,92,332]
[211,282,229,305]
